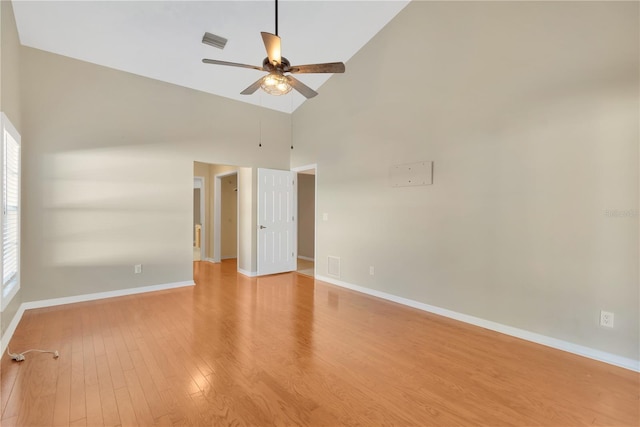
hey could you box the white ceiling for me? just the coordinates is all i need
[12,0,410,113]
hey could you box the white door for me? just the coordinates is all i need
[257,168,296,275]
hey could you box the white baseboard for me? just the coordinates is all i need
[297,256,314,262]
[238,268,257,277]
[1,304,27,358]
[21,281,195,310]
[1,280,194,356]
[203,258,217,264]
[315,275,640,372]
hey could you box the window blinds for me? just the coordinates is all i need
[3,128,19,291]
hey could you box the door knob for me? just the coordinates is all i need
[259,225,267,229]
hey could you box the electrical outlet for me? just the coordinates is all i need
[369,266,375,276]
[322,213,329,221]
[134,264,142,274]
[600,310,614,328]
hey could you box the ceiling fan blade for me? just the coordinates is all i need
[286,76,318,99]
[290,62,346,74]
[240,78,264,95]
[261,32,282,66]
[202,59,264,72]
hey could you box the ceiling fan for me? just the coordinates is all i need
[202,0,345,99]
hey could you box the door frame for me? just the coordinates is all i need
[193,176,206,261]
[291,164,317,277]
[213,170,239,263]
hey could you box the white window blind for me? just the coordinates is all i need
[1,113,20,311]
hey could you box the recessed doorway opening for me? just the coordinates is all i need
[293,165,316,277]
[193,176,205,261]
[214,171,238,263]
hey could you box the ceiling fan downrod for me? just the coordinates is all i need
[274,0,279,36]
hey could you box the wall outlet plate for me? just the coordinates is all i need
[134,264,142,274]
[600,310,614,328]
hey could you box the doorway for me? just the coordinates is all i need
[194,161,245,269]
[214,171,239,263]
[193,177,205,261]
[293,165,316,277]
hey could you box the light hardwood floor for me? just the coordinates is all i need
[296,258,314,277]
[1,260,638,426]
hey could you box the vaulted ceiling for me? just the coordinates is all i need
[12,0,410,113]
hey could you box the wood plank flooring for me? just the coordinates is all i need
[1,259,638,426]
[296,258,314,277]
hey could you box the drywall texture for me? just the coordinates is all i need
[297,173,315,259]
[0,0,22,337]
[20,46,290,302]
[292,1,640,360]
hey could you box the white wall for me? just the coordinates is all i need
[20,46,290,302]
[292,1,639,360]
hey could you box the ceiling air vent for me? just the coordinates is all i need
[202,32,227,50]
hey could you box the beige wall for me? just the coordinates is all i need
[0,0,22,337]
[221,173,238,259]
[193,188,201,243]
[193,161,212,258]
[1,0,21,130]
[292,1,639,360]
[297,173,315,259]
[238,167,254,273]
[20,46,290,302]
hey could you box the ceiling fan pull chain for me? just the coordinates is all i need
[275,0,279,36]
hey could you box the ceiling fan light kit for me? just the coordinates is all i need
[261,73,292,96]
[202,0,345,99]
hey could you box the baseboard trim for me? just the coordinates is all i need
[221,256,238,260]
[1,304,27,357]
[203,258,217,264]
[238,268,257,277]
[21,281,195,310]
[315,275,640,372]
[1,280,194,356]
[297,256,314,262]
